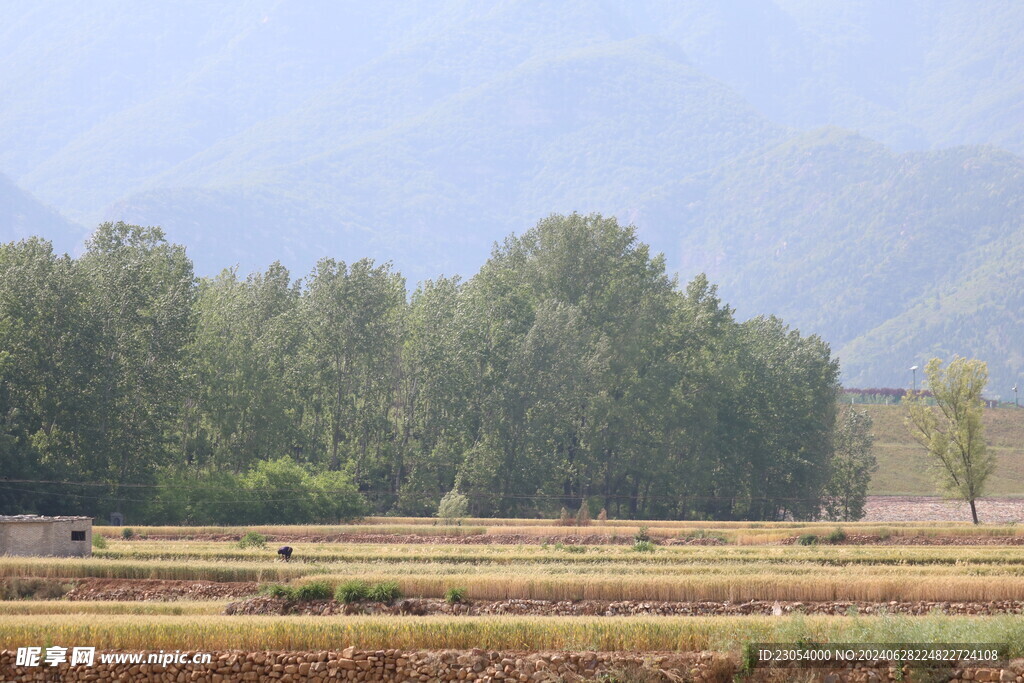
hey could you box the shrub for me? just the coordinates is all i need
[367,581,402,603]
[632,540,656,553]
[562,544,587,554]
[121,528,134,540]
[335,580,370,604]
[634,526,651,543]
[827,528,847,544]
[444,587,468,604]
[238,531,267,549]
[258,582,335,601]
[260,584,293,599]
[92,535,108,549]
[293,581,333,602]
[146,460,366,525]
[0,578,71,600]
[798,534,819,546]
[437,488,469,524]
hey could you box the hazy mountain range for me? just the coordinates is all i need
[2,0,1023,392]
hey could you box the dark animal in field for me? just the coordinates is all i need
[277,546,293,562]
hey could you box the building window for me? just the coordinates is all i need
[71,531,86,541]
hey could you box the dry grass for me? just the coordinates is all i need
[11,542,1024,605]
[0,601,222,616]
[93,524,487,538]
[310,570,1024,602]
[94,519,1024,545]
[10,528,1024,604]
[1,614,1022,653]
[92,539,1024,566]
[0,557,311,582]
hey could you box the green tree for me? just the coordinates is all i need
[79,223,196,514]
[456,213,676,516]
[437,487,469,524]
[393,276,474,515]
[0,238,100,514]
[300,258,405,482]
[712,316,839,520]
[187,263,302,472]
[821,405,877,521]
[905,357,994,524]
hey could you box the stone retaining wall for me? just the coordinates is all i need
[0,648,731,681]
[3,648,1022,682]
[224,596,1024,617]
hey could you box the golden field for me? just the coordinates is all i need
[4,519,1024,654]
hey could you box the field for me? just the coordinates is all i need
[5,520,1024,681]
[865,404,1024,496]
[7,411,1021,679]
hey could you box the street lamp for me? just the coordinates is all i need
[910,365,919,393]
[1014,384,1019,408]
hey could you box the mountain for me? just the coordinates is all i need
[2,1,1024,388]
[640,128,1024,390]
[107,35,783,279]
[642,0,1024,155]
[0,173,85,254]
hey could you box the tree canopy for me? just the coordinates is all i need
[0,215,847,522]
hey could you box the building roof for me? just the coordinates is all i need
[0,515,93,523]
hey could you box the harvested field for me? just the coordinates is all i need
[7,519,1024,682]
[10,538,1024,603]
[4,613,1024,652]
[88,539,1024,564]
[94,519,1024,545]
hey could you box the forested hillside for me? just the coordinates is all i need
[0,216,844,523]
[642,129,1024,389]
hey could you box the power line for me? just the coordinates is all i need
[0,478,833,505]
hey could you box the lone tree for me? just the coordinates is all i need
[904,357,994,524]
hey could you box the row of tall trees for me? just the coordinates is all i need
[0,214,863,522]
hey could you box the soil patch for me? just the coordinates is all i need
[865,495,1024,523]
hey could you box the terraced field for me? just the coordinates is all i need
[4,520,1024,681]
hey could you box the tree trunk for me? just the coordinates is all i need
[969,498,979,524]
